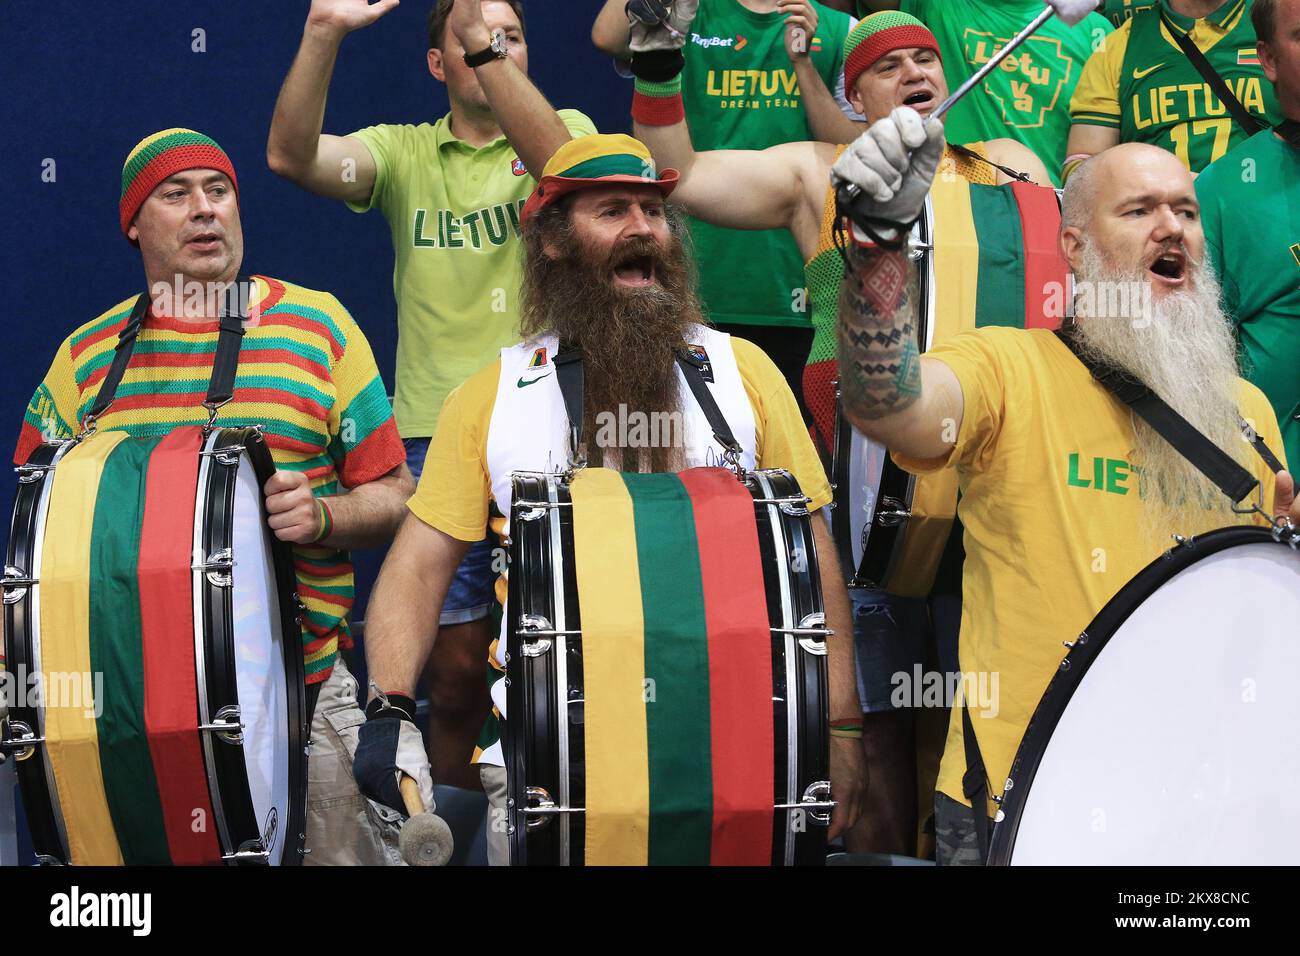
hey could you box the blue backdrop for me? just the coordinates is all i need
[0,0,630,619]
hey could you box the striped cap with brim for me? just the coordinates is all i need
[522,133,678,227]
[119,129,239,242]
[843,11,941,97]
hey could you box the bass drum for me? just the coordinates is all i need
[988,526,1300,865]
[2,426,306,865]
[505,467,831,866]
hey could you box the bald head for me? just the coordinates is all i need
[1061,144,1204,295]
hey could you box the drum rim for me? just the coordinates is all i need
[3,439,75,863]
[196,426,308,866]
[987,524,1290,865]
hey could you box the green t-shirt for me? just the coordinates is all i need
[900,0,1114,186]
[348,110,597,437]
[683,0,855,328]
[1070,0,1279,172]
[1197,130,1300,468]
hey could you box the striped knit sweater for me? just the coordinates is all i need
[15,275,405,684]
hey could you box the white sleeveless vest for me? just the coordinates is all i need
[477,324,757,764]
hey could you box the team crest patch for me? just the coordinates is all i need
[511,157,528,176]
[686,344,714,383]
[529,346,548,368]
[1238,48,1260,66]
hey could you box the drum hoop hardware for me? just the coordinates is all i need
[35,854,66,867]
[201,398,232,435]
[223,844,270,864]
[194,548,235,588]
[200,443,245,467]
[2,565,34,604]
[199,704,245,745]
[874,496,911,528]
[0,721,41,761]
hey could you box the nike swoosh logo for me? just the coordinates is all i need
[516,373,552,388]
[1132,64,1166,80]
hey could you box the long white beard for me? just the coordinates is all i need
[1071,241,1253,547]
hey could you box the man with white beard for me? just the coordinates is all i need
[832,122,1299,863]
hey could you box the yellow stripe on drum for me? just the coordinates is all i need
[569,469,650,866]
[41,431,130,865]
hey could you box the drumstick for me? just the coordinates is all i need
[397,773,455,867]
[837,5,1055,209]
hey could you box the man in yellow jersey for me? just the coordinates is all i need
[632,9,1053,856]
[354,134,868,865]
[15,129,415,865]
[268,0,596,795]
[1067,0,1281,175]
[831,104,1298,862]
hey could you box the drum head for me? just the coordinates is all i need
[230,453,291,865]
[993,529,1300,865]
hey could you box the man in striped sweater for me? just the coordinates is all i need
[14,129,417,866]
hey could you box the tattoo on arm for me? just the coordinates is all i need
[837,243,921,420]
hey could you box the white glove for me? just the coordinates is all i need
[831,107,945,240]
[1043,0,1098,27]
[628,0,700,53]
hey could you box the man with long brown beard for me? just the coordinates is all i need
[353,134,867,865]
[832,116,1299,863]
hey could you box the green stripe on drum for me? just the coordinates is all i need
[625,473,713,865]
[89,434,173,864]
[971,184,1027,329]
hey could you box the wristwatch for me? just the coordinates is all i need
[464,30,509,68]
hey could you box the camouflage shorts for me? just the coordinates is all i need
[934,791,993,867]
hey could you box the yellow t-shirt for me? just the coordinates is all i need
[893,327,1286,811]
[408,335,833,558]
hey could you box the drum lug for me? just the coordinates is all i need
[2,565,35,604]
[791,612,830,655]
[516,507,548,522]
[35,854,66,866]
[1,721,41,761]
[14,464,50,484]
[874,496,911,528]
[521,787,583,830]
[200,704,245,745]
[195,548,234,588]
[777,781,835,825]
[201,446,244,467]
[223,843,271,865]
[524,786,556,830]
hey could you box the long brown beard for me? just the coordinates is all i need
[520,212,705,472]
[1072,239,1251,548]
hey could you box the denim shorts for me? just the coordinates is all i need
[405,437,496,625]
[851,589,961,713]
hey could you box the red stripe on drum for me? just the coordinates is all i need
[1011,182,1068,331]
[679,468,775,865]
[138,426,222,865]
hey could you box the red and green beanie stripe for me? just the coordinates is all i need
[632,75,685,126]
[120,128,239,238]
[843,11,941,95]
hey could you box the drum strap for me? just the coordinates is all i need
[1160,10,1264,138]
[1055,325,1284,504]
[960,702,993,863]
[87,277,252,423]
[553,343,743,465]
